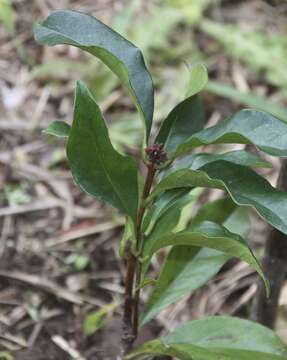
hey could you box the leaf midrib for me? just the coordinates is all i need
[88,111,134,217]
[36,22,144,118]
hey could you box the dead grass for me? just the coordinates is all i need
[0,0,286,358]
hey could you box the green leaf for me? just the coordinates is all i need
[43,120,71,138]
[143,220,268,294]
[157,96,204,154]
[114,0,182,61]
[186,63,208,97]
[189,150,272,169]
[64,253,90,271]
[193,197,236,227]
[84,302,118,336]
[127,316,287,360]
[125,339,186,359]
[140,248,228,326]
[166,316,287,358]
[146,189,193,242]
[223,207,251,239]
[33,10,154,141]
[165,151,272,181]
[155,64,207,153]
[67,81,139,221]
[0,0,15,35]
[0,352,13,360]
[150,160,287,236]
[119,216,136,258]
[142,191,193,275]
[142,188,192,234]
[139,277,157,289]
[74,255,90,271]
[174,109,287,158]
[174,188,202,232]
[141,199,250,326]
[193,197,250,238]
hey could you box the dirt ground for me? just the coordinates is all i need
[0,0,287,359]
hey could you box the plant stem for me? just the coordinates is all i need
[252,158,287,327]
[137,164,157,233]
[133,164,156,336]
[122,251,137,353]
[122,163,156,353]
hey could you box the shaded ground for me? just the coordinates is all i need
[0,0,287,359]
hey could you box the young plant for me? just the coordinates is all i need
[33,10,287,359]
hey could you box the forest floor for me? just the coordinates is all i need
[0,0,287,359]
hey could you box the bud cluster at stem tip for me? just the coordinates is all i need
[145,143,168,167]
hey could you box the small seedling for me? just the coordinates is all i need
[33,10,287,359]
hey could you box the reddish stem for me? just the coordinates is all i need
[133,164,156,336]
[122,164,156,353]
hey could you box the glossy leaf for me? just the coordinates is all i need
[146,192,193,242]
[174,109,287,158]
[140,248,228,326]
[193,197,251,237]
[142,188,192,234]
[174,188,203,232]
[193,197,237,226]
[143,221,268,293]
[67,81,138,221]
[186,150,272,170]
[150,160,287,235]
[222,207,251,238]
[33,10,154,140]
[163,150,272,181]
[43,120,71,138]
[142,191,193,275]
[155,64,207,153]
[141,199,250,325]
[127,316,287,360]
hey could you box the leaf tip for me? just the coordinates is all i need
[32,22,42,41]
[43,121,71,138]
[186,63,209,98]
[75,79,86,92]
